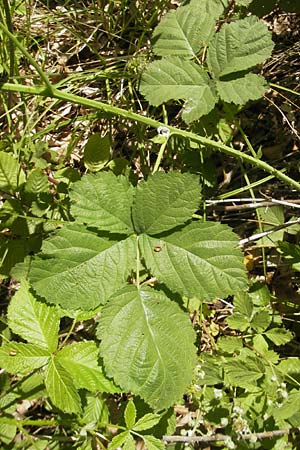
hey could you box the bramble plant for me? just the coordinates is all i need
[139,0,274,123]
[1,0,300,448]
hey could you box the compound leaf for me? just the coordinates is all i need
[70,171,134,234]
[140,222,247,301]
[152,0,225,58]
[207,16,274,77]
[132,172,200,235]
[98,286,196,411]
[29,225,137,310]
[7,280,59,352]
[216,73,268,105]
[0,342,50,375]
[57,341,119,393]
[45,356,81,414]
[0,151,25,193]
[140,57,217,123]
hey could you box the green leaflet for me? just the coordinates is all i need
[132,172,200,235]
[98,285,196,411]
[81,393,109,425]
[108,431,130,450]
[124,400,136,429]
[224,355,265,389]
[70,171,134,233]
[140,222,247,301]
[152,0,225,58]
[207,16,274,77]
[139,57,217,123]
[216,73,268,105]
[0,151,25,193]
[45,356,82,414]
[30,224,137,310]
[83,133,111,172]
[7,281,59,352]
[132,413,162,431]
[265,328,293,346]
[142,435,165,450]
[56,341,119,393]
[0,342,50,375]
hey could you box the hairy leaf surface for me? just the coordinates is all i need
[98,286,196,410]
[0,343,50,375]
[45,357,82,414]
[70,172,134,233]
[30,225,137,310]
[140,57,217,123]
[207,16,274,77]
[7,281,59,352]
[152,0,225,58]
[216,73,268,104]
[140,222,247,300]
[132,172,200,235]
[57,341,119,393]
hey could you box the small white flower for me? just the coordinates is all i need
[223,436,235,449]
[198,370,205,380]
[157,126,170,137]
[249,434,258,443]
[220,417,228,427]
[213,388,223,399]
[270,375,278,383]
[233,406,243,416]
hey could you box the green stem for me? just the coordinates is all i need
[153,138,169,173]
[0,23,53,92]
[2,82,300,191]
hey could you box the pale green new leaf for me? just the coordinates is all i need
[98,286,196,410]
[45,356,81,414]
[152,0,225,58]
[29,225,136,310]
[57,341,119,393]
[133,413,161,431]
[7,281,59,352]
[143,435,165,450]
[207,16,274,77]
[81,393,109,425]
[140,57,217,123]
[108,431,130,450]
[216,73,268,105]
[0,151,25,193]
[0,343,50,375]
[132,172,200,235]
[140,222,247,301]
[123,434,136,450]
[265,328,293,346]
[124,400,136,429]
[70,172,134,233]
